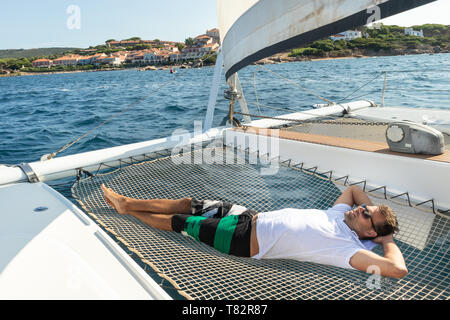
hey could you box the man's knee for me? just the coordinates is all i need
[180,197,192,214]
[150,214,174,231]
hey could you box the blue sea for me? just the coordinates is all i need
[1,53,449,167]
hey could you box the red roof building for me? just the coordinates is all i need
[32,59,52,67]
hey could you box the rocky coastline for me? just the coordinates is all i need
[254,46,450,65]
[2,47,449,77]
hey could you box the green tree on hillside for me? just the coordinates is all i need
[177,43,185,51]
[133,44,152,50]
[125,37,141,41]
[185,37,194,46]
[0,57,32,70]
[310,39,335,52]
[289,24,449,57]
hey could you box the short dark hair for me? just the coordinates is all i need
[376,205,399,236]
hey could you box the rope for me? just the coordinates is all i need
[255,64,335,105]
[252,72,262,115]
[337,72,383,103]
[245,67,384,128]
[46,74,182,160]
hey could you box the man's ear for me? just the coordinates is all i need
[366,230,377,239]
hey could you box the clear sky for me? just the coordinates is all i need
[0,0,217,49]
[379,0,449,26]
[1,0,449,50]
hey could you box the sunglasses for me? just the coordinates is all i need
[361,204,376,231]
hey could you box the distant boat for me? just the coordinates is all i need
[141,65,157,71]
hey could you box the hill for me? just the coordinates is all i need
[270,24,449,63]
[0,47,80,59]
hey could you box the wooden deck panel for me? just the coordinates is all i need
[233,127,450,163]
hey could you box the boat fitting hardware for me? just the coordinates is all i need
[16,162,40,183]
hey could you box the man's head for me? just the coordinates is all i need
[344,204,399,240]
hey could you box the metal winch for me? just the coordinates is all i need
[386,121,444,155]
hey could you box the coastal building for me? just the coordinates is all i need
[125,52,135,64]
[161,41,176,47]
[130,52,145,65]
[96,56,122,66]
[182,46,201,60]
[141,40,157,46]
[108,39,176,48]
[206,28,220,44]
[143,49,159,64]
[164,45,179,53]
[194,35,213,47]
[90,53,108,65]
[169,52,182,63]
[143,48,179,64]
[405,27,424,37]
[80,48,97,54]
[109,40,141,48]
[31,31,220,69]
[111,52,128,63]
[199,43,219,55]
[32,59,52,67]
[181,42,218,60]
[78,56,94,65]
[52,55,82,66]
[157,52,169,64]
[329,30,362,41]
[130,49,166,65]
[74,53,110,66]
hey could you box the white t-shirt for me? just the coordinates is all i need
[252,203,377,269]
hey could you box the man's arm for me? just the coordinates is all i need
[334,185,373,207]
[349,234,408,278]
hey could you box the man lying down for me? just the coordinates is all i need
[102,184,407,278]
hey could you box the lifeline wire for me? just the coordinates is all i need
[47,51,217,160]
[256,64,335,105]
[47,73,184,160]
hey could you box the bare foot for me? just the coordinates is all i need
[101,184,128,214]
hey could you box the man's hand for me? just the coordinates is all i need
[372,233,394,245]
[350,233,407,278]
[333,185,373,207]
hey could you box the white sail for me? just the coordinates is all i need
[217,0,437,80]
[217,0,259,45]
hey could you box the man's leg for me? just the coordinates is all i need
[128,211,174,231]
[101,184,191,215]
[101,185,253,257]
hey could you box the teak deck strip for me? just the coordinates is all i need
[233,127,450,163]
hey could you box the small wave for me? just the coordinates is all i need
[31,108,49,115]
[412,76,429,81]
[73,115,103,127]
[164,105,186,112]
[77,134,116,151]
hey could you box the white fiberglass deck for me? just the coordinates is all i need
[0,182,171,300]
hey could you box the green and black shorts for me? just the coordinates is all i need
[171,199,257,257]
